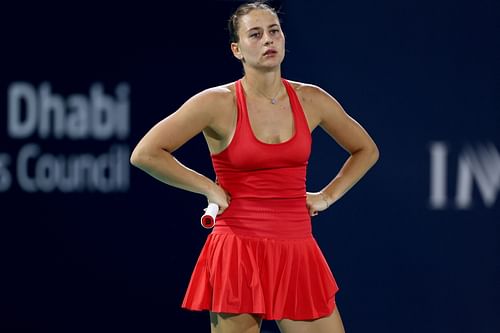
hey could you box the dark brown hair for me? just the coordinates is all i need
[227,1,280,43]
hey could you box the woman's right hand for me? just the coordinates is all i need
[206,183,231,215]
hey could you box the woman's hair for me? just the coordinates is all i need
[228,1,280,43]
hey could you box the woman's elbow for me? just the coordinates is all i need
[130,147,143,168]
[130,145,156,169]
[370,143,380,164]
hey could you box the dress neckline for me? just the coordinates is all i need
[239,78,298,146]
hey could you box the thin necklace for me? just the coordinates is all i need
[243,78,282,104]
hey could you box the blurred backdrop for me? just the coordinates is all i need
[1,0,498,332]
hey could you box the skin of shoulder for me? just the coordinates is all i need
[286,80,336,131]
[287,79,375,154]
[198,83,237,141]
[139,83,236,155]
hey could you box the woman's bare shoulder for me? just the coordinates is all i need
[285,79,327,103]
[194,82,236,105]
[173,82,237,123]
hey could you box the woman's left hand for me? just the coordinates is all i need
[306,192,330,216]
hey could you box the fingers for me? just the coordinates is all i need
[217,201,228,215]
[206,181,231,215]
[310,203,329,216]
[220,191,231,214]
[306,202,319,217]
[306,191,332,216]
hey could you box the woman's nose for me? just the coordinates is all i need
[264,34,274,45]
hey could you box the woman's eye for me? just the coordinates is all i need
[250,33,261,38]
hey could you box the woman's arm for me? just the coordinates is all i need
[304,85,379,215]
[130,87,231,213]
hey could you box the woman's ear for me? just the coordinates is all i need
[231,42,243,60]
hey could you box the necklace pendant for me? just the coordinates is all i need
[271,98,277,104]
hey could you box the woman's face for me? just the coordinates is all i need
[232,9,285,70]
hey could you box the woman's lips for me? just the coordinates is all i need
[263,50,277,56]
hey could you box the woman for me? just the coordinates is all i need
[130,2,379,332]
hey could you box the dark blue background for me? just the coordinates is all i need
[1,0,498,332]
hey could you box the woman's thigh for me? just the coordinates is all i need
[275,306,345,333]
[210,312,263,333]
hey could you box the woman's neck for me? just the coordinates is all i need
[242,67,283,100]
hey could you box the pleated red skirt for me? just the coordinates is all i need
[181,198,339,320]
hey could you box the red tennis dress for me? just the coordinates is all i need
[181,79,339,320]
